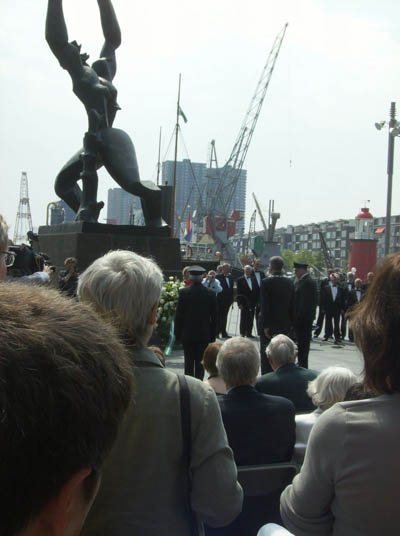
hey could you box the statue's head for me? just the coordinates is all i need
[70,40,90,65]
[92,58,111,80]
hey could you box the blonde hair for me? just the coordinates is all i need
[307,366,357,411]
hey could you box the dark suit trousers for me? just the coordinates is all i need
[240,306,255,337]
[259,330,273,374]
[183,341,207,380]
[340,311,348,339]
[314,308,324,336]
[294,320,312,369]
[325,312,341,340]
[218,302,231,337]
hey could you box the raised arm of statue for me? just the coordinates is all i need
[97,0,121,80]
[45,0,83,79]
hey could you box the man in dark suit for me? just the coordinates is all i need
[213,337,295,534]
[321,272,345,344]
[314,276,330,338]
[259,256,295,374]
[293,262,318,369]
[236,265,258,337]
[256,334,317,413]
[174,265,217,379]
[340,272,355,339]
[216,263,234,338]
[346,278,365,341]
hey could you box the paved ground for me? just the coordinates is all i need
[165,305,364,377]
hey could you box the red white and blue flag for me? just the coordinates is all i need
[184,212,192,242]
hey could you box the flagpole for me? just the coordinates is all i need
[171,73,181,238]
[156,126,162,186]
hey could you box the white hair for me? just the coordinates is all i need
[217,336,260,388]
[267,334,296,367]
[307,366,357,412]
[78,250,163,347]
[0,214,8,251]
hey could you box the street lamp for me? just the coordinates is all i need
[375,102,400,255]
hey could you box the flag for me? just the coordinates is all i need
[178,105,188,123]
[184,212,192,242]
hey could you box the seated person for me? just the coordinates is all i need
[202,341,226,394]
[294,366,357,464]
[280,253,400,535]
[0,283,132,536]
[210,337,295,535]
[255,335,317,413]
[78,250,243,535]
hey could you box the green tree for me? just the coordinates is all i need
[294,250,316,267]
[281,249,296,271]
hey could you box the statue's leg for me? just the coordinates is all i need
[99,128,166,227]
[54,150,84,213]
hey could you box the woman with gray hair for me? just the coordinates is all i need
[294,366,357,464]
[78,250,243,536]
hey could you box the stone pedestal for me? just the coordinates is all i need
[38,222,182,274]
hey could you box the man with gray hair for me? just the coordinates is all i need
[217,337,295,466]
[215,336,295,532]
[79,251,242,535]
[256,334,317,413]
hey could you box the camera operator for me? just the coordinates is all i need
[202,269,223,295]
[0,215,51,285]
[59,257,79,297]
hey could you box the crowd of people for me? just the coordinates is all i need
[1,211,399,535]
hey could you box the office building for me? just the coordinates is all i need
[162,159,247,237]
[50,200,75,225]
[107,188,142,225]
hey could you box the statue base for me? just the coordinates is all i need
[38,222,182,275]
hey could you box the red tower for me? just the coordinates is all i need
[348,207,377,282]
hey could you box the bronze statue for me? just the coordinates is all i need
[46,0,164,226]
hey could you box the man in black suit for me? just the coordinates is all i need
[293,262,318,369]
[214,337,295,533]
[340,271,355,339]
[252,259,266,336]
[346,277,365,341]
[236,265,258,337]
[314,276,330,338]
[321,272,345,344]
[259,256,295,374]
[174,265,217,379]
[256,334,317,413]
[216,263,234,338]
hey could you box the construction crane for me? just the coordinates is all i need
[252,193,281,264]
[246,209,257,255]
[14,171,33,244]
[203,23,289,265]
[318,231,334,272]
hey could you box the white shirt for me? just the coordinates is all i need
[202,278,222,294]
[330,281,338,301]
[356,289,362,302]
[225,276,230,288]
[254,271,261,287]
[245,276,253,290]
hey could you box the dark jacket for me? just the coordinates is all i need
[217,385,295,466]
[174,281,217,343]
[293,273,317,325]
[347,287,365,309]
[321,283,345,315]
[216,274,234,306]
[236,275,258,309]
[255,363,317,414]
[260,274,294,335]
[252,270,266,303]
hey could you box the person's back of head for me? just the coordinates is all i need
[266,334,296,370]
[269,256,284,273]
[217,336,259,388]
[307,366,357,412]
[202,341,223,375]
[349,253,400,395]
[0,284,133,536]
[78,250,164,348]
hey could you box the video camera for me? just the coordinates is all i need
[7,232,50,277]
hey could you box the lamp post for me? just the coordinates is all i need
[375,102,400,255]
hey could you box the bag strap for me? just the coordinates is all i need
[177,374,199,536]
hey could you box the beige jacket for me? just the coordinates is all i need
[82,347,243,536]
[281,394,400,535]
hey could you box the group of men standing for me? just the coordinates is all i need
[174,257,319,380]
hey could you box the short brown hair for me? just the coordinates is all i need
[349,253,400,394]
[269,256,284,272]
[202,342,223,375]
[0,284,133,536]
